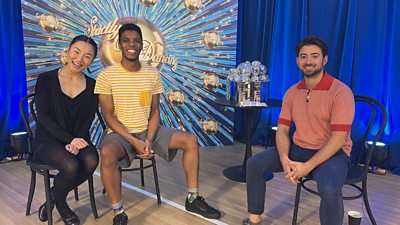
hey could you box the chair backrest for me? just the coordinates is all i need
[352,95,387,170]
[19,93,36,156]
[95,109,107,131]
[91,108,107,148]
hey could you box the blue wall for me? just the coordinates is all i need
[0,0,27,158]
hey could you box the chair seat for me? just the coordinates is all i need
[301,164,366,192]
[344,165,366,184]
[26,157,56,171]
[120,157,154,172]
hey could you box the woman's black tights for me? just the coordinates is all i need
[35,141,99,212]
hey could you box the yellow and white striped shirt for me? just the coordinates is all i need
[94,63,163,133]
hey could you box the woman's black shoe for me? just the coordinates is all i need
[62,214,80,225]
[58,207,80,225]
[38,189,55,222]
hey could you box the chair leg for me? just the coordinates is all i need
[88,175,99,219]
[44,170,53,225]
[362,180,377,225]
[292,182,302,225]
[26,169,37,215]
[140,159,145,186]
[151,157,161,205]
[74,187,79,201]
[119,167,122,191]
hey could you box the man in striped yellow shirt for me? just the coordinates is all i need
[94,23,221,225]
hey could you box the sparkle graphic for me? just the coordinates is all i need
[21,0,237,146]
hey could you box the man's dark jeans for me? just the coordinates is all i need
[246,144,350,225]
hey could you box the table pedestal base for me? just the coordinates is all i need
[223,166,246,183]
[223,166,274,183]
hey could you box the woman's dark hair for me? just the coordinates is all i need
[118,23,143,43]
[295,36,328,57]
[69,35,98,58]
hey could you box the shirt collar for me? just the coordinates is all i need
[296,71,334,90]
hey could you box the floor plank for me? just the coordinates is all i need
[0,142,399,225]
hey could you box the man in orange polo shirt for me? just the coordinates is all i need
[242,36,354,225]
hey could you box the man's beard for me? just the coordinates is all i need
[301,64,323,78]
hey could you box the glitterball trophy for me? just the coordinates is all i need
[226,61,270,106]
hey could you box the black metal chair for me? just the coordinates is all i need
[19,93,99,225]
[292,95,387,225]
[97,110,162,205]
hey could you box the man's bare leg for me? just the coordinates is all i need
[100,139,126,205]
[169,131,199,188]
[169,131,221,219]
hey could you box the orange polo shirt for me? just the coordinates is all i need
[278,72,355,156]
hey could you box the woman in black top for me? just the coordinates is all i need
[33,35,99,225]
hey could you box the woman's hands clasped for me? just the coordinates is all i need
[65,138,89,155]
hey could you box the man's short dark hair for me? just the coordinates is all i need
[118,23,143,43]
[295,36,328,57]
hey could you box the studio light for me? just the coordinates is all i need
[366,141,386,147]
[10,131,28,155]
[365,141,388,175]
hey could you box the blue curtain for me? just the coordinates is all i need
[236,0,400,168]
[1,0,399,167]
[0,0,27,158]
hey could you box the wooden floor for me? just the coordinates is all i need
[0,142,399,225]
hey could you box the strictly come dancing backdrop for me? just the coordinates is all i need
[21,0,238,146]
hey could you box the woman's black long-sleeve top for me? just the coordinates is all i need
[32,68,99,152]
